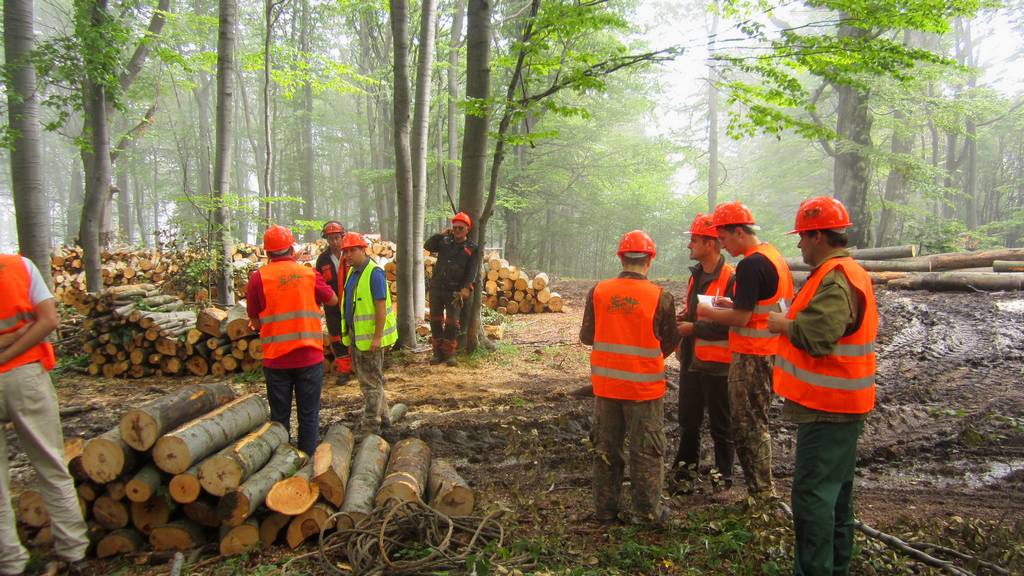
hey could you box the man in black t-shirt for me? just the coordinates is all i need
[697,201,793,499]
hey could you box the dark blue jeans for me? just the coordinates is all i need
[264,363,323,455]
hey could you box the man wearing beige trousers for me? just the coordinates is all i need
[0,254,88,575]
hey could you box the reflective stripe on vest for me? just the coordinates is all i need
[773,257,878,414]
[728,243,794,356]
[685,260,734,364]
[340,259,398,351]
[0,254,57,374]
[258,260,324,360]
[590,277,665,401]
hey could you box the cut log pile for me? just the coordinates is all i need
[480,258,563,314]
[76,286,265,378]
[16,385,475,559]
[786,245,1024,292]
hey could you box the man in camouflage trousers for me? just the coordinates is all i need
[581,230,677,524]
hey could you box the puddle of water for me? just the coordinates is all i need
[995,299,1024,313]
[859,458,1024,490]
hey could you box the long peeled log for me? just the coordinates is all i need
[886,272,1024,292]
[312,425,355,507]
[82,428,139,484]
[338,435,390,529]
[152,394,270,474]
[375,438,431,507]
[218,444,306,527]
[993,260,1024,273]
[199,421,288,496]
[427,459,474,517]
[120,383,237,451]
[849,245,918,260]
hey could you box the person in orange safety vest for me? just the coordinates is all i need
[673,214,736,494]
[247,225,338,455]
[697,201,793,499]
[580,230,678,525]
[315,220,352,384]
[0,254,89,575]
[767,196,878,576]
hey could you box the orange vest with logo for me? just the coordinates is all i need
[685,262,734,364]
[0,255,56,374]
[773,257,878,414]
[258,260,324,360]
[590,277,666,401]
[729,243,794,356]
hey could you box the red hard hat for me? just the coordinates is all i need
[788,196,851,234]
[452,212,472,229]
[341,232,369,250]
[617,230,657,259]
[684,213,718,238]
[263,225,295,252]
[712,201,757,228]
[322,221,345,237]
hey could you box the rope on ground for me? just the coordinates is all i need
[280,499,534,576]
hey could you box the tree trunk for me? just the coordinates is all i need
[82,427,139,484]
[97,529,145,558]
[149,519,205,551]
[4,0,53,286]
[119,383,237,451]
[218,443,306,526]
[199,421,288,496]
[262,0,277,222]
[312,424,355,507]
[457,0,493,353]
[130,492,174,535]
[833,21,873,248]
[169,463,203,504]
[299,0,316,240]
[69,158,84,243]
[152,393,271,474]
[391,0,417,348]
[285,501,336,549]
[260,512,291,546]
[411,0,437,323]
[446,0,465,215]
[706,0,720,210]
[125,465,162,503]
[214,0,237,305]
[219,518,260,556]
[427,459,474,516]
[338,434,390,529]
[265,463,319,515]
[375,438,430,506]
[877,109,913,245]
[80,74,112,293]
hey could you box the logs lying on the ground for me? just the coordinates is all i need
[76,287,266,378]
[15,387,475,559]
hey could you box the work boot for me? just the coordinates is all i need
[444,339,458,367]
[429,340,444,365]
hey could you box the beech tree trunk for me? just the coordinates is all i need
[218,444,306,526]
[285,502,336,549]
[183,496,222,527]
[219,518,260,556]
[338,434,390,529]
[446,0,464,214]
[375,438,431,506]
[153,394,270,474]
[213,0,237,305]
[199,421,288,496]
[97,528,145,558]
[265,462,319,516]
[149,519,205,551]
[169,463,203,504]
[299,0,316,240]
[391,0,417,348]
[120,383,237,451]
[126,465,162,503]
[411,0,438,323]
[82,428,139,484]
[312,424,355,507]
[427,459,474,516]
[5,0,53,286]
[833,20,873,248]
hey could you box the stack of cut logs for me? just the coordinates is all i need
[17,384,474,558]
[787,245,1024,292]
[481,258,562,314]
[77,285,264,378]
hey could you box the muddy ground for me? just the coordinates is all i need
[7,279,1024,574]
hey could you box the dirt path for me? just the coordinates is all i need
[8,280,1023,573]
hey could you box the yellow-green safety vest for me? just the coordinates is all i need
[340,259,398,351]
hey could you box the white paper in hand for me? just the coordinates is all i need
[778,299,789,313]
[698,294,715,307]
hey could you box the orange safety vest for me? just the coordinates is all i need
[0,255,56,374]
[728,243,794,356]
[258,260,324,360]
[590,277,666,401]
[685,261,734,364]
[773,257,878,414]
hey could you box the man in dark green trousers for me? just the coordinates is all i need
[767,197,879,575]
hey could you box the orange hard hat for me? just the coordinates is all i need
[263,225,295,252]
[451,212,472,229]
[684,213,718,239]
[341,232,369,250]
[788,196,851,234]
[617,230,657,259]
[712,201,757,228]
[322,221,345,237]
